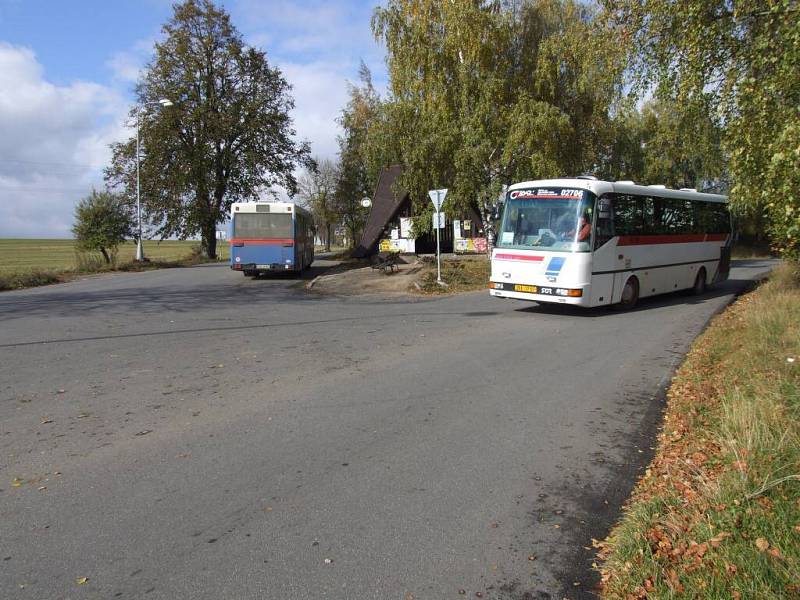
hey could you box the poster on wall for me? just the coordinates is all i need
[400,217,412,239]
[454,237,488,254]
[379,238,414,253]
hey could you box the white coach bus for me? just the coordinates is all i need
[489,178,733,308]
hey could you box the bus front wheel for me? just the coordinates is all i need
[617,276,639,310]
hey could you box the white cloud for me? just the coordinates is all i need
[0,42,128,238]
[106,37,157,84]
[279,60,350,160]
[236,0,388,161]
[0,2,390,237]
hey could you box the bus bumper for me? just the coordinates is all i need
[232,262,295,271]
[489,282,591,306]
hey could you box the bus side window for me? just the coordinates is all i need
[594,194,615,249]
[613,194,643,236]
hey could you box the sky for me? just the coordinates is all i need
[0,0,387,238]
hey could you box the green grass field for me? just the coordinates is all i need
[0,239,230,274]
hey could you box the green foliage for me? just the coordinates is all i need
[335,63,381,247]
[71,190,133,264]
[603,0,800,258]
[761,121,800,260]
[105,0,311,259]
[600,96,725,189]
[371,0,625,244]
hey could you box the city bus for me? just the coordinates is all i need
[229,201,314,276]
[489,178,732,308]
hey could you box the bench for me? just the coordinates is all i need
[370,252,400,274]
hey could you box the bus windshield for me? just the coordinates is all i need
[233,213,293,239]
[496,187,595,252]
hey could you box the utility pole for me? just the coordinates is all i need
[134,98,173,261]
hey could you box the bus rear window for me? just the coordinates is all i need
[233,213,293,239]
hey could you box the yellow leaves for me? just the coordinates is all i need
[76,577,89,585]
[12,478,23,488]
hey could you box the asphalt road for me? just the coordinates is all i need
[0,258,775,600]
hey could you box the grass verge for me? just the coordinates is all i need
[0,245,224,292]
[597,263,800,598]
[416,256,490,294]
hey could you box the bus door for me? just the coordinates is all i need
[589,195,618,305]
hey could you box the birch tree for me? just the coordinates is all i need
[372,0,624,251]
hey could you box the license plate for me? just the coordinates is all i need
[514,284,537,293]
[256,264,270,269]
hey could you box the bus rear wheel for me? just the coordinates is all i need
[617,276,639,310]
[692,268,707,295]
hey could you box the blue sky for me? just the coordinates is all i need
[0,0,387,237]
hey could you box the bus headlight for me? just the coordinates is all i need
[555,288,583,297]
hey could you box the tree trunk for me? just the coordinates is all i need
[100,247,111,264]
[479,204,495,257]
[201,219,218,260]
[325,223,332,252]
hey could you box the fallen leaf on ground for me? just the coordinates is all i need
[755,538,770,552]
[76,577,89,585]
[767,547,783,560]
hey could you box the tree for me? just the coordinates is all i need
[298,158,339,251]
[602,0,800,258]
[335,63,383,248]
[371,0,625,251]
[106,0,311,259]
[599,96,725,189]
[72,190,133,265]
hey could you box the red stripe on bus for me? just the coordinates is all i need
[229,239,294,245]
[494,253,545,261]
[617,234,728,246]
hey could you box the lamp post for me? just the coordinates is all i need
[135,98,173,261]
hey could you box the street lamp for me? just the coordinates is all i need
[135,98,173,261]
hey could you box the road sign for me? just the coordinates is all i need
[428,189,448,284]
[360,197,372,208]
[428,189,448,212]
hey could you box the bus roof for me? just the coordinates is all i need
[507,178,728,203]
[230,201,311,216]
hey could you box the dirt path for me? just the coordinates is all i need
[306,258,425,295]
